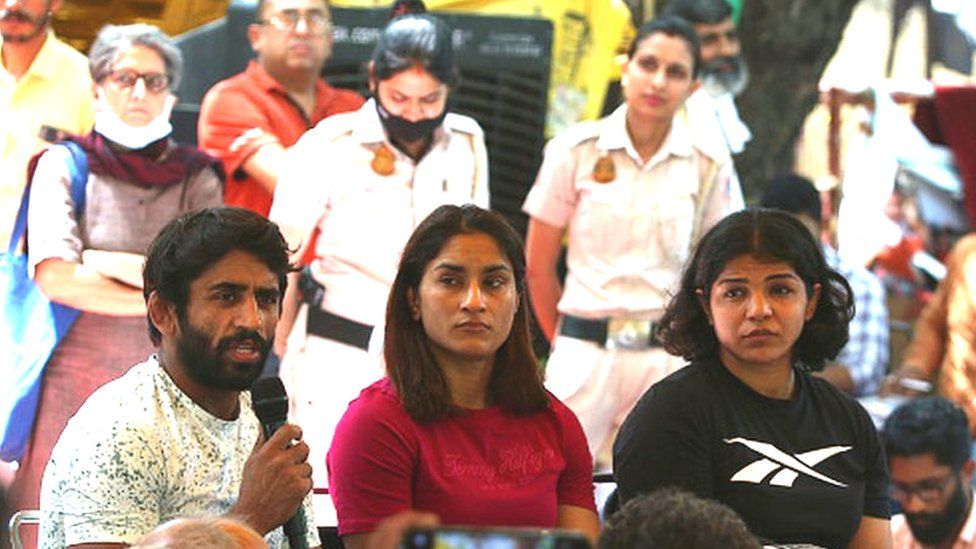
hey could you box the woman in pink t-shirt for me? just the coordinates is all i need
[327,205,600,548]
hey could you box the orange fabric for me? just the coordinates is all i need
[902,234,976,435]
[198,61,364,216]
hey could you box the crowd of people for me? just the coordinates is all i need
[3,0,976,547]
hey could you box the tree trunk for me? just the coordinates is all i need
[656,0,861,200]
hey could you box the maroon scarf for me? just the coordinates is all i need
[65,132,222,188]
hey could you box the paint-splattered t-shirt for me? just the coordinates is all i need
[38,355,319,548]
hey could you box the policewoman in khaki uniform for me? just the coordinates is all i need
[268,9,488,524]
[522,16,742,466]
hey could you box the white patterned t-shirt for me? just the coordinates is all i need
[38,355,319,548]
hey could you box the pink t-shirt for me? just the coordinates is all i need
[327,378,596,536]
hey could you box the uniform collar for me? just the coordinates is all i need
[1,30,59,82]
[596,103,694,163]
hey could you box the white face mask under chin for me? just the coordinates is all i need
[93,93,176,150]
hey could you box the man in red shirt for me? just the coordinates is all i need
[198,0,363,216]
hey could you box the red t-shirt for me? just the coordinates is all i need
[198,61,364,216]
[327,378,596,536]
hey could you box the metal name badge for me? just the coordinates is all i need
[606,318,654,350]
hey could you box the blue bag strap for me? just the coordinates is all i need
[61,141,89,221]
[6,142,89,255]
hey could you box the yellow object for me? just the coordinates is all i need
[332,0,636,135]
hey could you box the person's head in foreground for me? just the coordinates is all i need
[600,488,760,549]
[883,396,974,546]
[144,206,292,395]
[658,208,854,377]
[622,15,702,128]
[132,516,268,548]
[385,204,548,421]
[88,23,183,146]
[368,7,456,159]
[662,0,748,97]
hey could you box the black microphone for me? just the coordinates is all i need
[251,377,308,549]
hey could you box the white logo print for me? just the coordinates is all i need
[724,437,851,488]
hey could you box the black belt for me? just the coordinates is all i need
[559,314,661,348]
[306,307,373,351]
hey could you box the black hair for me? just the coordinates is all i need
[370,13,455,86]
[760,174,822,224]
[657,208,854,371]
[142,207,294,345]
[600,488,761,549]
[883,396,972,470]
[385,205,547,422]
[662,0,733,25]
[628,15,702,79]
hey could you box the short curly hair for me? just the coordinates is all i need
[657,208,854,371]
[600,488,760,549]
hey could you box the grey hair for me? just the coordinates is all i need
[89,23,183,90]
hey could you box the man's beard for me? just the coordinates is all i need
[0,6,50,44]
[175,320,270,392]
[906,479,971,545]
[700,55,749,97]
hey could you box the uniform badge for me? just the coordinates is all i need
[371,144,396,176]
[592,154,615,183]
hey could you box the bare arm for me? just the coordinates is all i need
[525,218,565,342]
[847,516,891,549]
[275,271,303,358]
[556,505,600,546]
[35,258,145,316]
[240,142,287,195]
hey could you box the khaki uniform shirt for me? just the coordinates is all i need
[269,99,489,325]
[522,104,743,319]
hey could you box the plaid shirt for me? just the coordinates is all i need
[825,246,889,396]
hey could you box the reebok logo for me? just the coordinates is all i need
[724,437,851,488]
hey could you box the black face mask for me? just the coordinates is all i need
[906,477,971,545]
[375,98,447,144]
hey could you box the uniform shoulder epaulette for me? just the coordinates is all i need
[444,113,484,137]
[550,120,601,149]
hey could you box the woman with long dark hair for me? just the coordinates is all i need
[328,205,599,549]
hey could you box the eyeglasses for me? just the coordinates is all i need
[891,474,957,504]
[107,70,170,93]
[261,9,331,33]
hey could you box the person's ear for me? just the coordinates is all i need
[689,79,702,94]
[805,283,821,321]
[407,288,420,321]
[963,459,975,484]
[148,291,179,337]
[247,23,263,53]
[368,62,377,94]
[695,288,713,325]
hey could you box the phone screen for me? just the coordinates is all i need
[404,527,591,549]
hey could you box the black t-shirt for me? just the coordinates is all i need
[613,358,890,549]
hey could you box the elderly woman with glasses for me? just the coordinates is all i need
[9,23,222,522]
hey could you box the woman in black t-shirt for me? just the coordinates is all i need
[614,209,891,549]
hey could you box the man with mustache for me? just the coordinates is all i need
[883,397,975,549]
[198,0,363,217]
[663,0,751,155]
[37,207,321,549]
[0,0,93,248]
